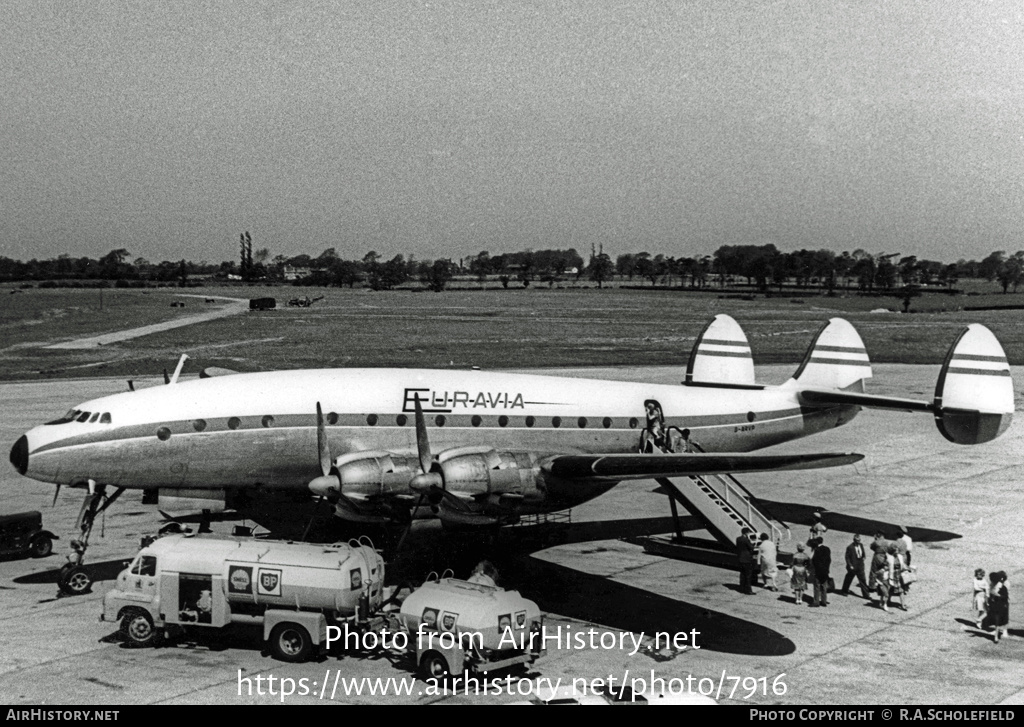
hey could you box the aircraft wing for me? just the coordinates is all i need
[798,388,933,413]
[543,451,863,482]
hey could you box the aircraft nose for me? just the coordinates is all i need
[10,435,28,475]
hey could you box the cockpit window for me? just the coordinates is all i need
[76,411,91,423]
[45,410,78,425]
[88,413,99,423]
[100,413,111,424]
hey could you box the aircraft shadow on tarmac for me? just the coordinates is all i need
[13,558,130,587]
[756,500,961,543]
[390,514,795,657]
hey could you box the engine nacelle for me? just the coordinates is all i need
[333,451,422,498]
[435,446,544,501]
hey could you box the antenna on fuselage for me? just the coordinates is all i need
[127,380,135,392]
[168,354,189,385]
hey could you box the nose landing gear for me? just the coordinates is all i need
[57,483,126,596]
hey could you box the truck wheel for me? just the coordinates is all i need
[269,623,312,663]
[120,609,161,648]
[419,651,450,681]
[30,535,53,558]
[58,565,92,595]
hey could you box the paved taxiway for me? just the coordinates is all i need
[0,365,1021,705]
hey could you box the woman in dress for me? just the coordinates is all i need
[887,544,906,612]
[790,543,811,605]
[988,571,1009,643]
[972,569,989,629]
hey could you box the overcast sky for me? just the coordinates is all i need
[3,1,1023,265]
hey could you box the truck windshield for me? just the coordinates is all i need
[131,555,157,577]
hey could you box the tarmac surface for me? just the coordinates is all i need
[0,365,1022,706]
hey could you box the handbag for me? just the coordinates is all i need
[900,568,918,586]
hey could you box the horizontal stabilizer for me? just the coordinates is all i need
[934,324,1013,444]
[798,389,932,413]
[685,314,756,386]
[544,451,863,482]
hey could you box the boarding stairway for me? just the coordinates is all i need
[637,436,792,567]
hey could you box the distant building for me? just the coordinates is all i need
[283,266,311,281]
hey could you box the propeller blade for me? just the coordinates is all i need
[51,484,61,508]
[413,395,432,475]
[163,369,170,385]
[316,402,331,478]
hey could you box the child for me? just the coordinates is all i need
[973,569,989,629]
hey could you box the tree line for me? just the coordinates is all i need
[2,244,1023,294]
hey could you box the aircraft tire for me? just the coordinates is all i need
[30,535,53,558]
[419,651,450,682]
[269,623,312,663]
[58,565,92,595]
[120,608,161,648]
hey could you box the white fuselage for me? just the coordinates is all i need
[13,368,857,511]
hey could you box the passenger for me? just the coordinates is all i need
[790,543,811,606]
[870,538,891,612]
[972,568,989,629]
[897,525,913,567]
[468,560,498,588]
[809,511,828,540]
[811,538,832,607]
[840,534,870,598]
[988,571,1009,644]
[757,533,779,592]
[887,544,906,611]
[736,527,756,595]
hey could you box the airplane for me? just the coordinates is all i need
[8,315,1014,594]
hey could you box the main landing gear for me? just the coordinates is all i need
[57,482,126,596]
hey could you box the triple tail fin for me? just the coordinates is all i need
[789,318,871,392]
[933,324,1013,444]
[685,314,756,387]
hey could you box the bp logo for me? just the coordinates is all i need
[257,568,282,597]
[441,612,458,632]
[228,566,252,594]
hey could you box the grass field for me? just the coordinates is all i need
[1,283,1023,381]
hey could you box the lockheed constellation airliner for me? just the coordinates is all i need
[8,315,1013,591]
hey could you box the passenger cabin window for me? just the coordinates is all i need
[89,413,99,423]
[100,413,111,424]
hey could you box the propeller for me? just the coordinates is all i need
[307,402,341,498]
[408,395,443,494]
[406,395,497,526]
[51,484,61,508]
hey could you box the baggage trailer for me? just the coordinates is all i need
[101,534,384,662]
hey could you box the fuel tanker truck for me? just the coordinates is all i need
[381,575,545,680]
[101,534,384,662]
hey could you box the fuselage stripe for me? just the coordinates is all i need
[29,407,809,456]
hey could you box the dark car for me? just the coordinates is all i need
[0,511,58,559]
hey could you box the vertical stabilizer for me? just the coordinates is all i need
[685,314,756,386]
[791,318,871,391]
[934,324,1014,444]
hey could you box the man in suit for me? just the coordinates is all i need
[810,537,832,607]
[736,527,756,595]
[840,533,870,598]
